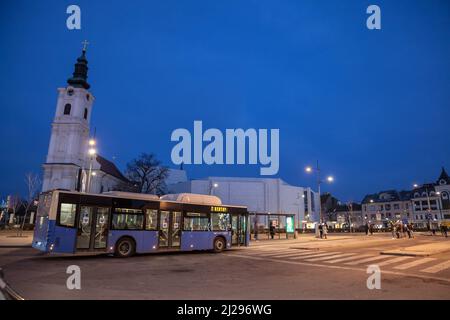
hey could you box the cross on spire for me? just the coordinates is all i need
[82,40,89,52]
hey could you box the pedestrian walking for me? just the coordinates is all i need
[390,221,395,239]
[323,223,328,239]
[269,223,275,240]
[318,223,323,239]
[369,224,374,235]
[441,224,448,238]
[364,223,369,236]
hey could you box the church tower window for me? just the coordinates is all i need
[84,108,88,119]
[64,104,71,115]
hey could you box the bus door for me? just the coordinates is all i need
[76,206,110,251]
[158,211,181,249]
[231,214,247,246]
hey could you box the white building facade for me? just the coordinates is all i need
[169,176,320,229]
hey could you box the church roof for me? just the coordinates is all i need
[96,155,129,182]
[437,167,450,185]
[67,45,90,90]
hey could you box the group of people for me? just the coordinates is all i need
[390,221,414,239]
[427,223,448,237]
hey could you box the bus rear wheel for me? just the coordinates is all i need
[213,237,226,253]
[115,237,135,258]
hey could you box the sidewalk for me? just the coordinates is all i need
[381,241,450,257]
[0,231,33,248]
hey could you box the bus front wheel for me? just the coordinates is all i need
[115,237,135,258]
[213,237,226,253]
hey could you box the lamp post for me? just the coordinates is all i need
[305,160,334,224]
[209,182,219,195]
[87,139,96,193]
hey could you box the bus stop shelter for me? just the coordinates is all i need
[250,213,296,240]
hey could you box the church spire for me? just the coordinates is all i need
[67,40,90,90]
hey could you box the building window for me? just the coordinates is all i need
[145,209,158,230]
[84,108,88,119]
[86,94,90,101]
[63,103,71,115]
[442,192,449,200]
[393,204,400,210]
[59,203,77,227]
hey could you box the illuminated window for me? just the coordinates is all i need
[145,209,158,230]
[59,203,76,227]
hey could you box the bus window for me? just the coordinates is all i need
[145,209,158,230]
[112,208,144,230]
[59,203,77,227]
[184,213,210,231]
[211,213,230,231]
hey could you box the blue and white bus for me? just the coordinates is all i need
[32,190,249,257]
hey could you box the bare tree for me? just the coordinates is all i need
[121,153,169,195]
[20,172,41,233]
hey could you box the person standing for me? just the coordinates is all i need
[318,223,323,239]
[365,222,369,236]
[269,223,275,240]
[323,223,328,239]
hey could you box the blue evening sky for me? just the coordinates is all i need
[1,0,449,202]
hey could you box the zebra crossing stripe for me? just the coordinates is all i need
[305,253,355,262]
[253,249,303,257]
[420,260,450,274]
[393,258,436,270]
[376,256,412,267]
[326,254,373,264]
[266,251,311,258]
[344,255,391,265]
[290,251,342,260]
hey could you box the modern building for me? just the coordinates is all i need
[168,176,320,230]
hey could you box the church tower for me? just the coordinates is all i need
[42,43,95,192]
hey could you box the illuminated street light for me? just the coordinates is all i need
[88,148,97,156]
[413,183,419,188]
[304,161,335,226]
[89,139,96,146]
[370,199,374,203]
[213,183,219,188]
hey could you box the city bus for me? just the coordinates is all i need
[32,190,249,257]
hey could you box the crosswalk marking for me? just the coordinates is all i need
[252,249,298,256]
[420,260,450,274]
[344,255,391,265]
[290,251,342,260]
[266,251,310,258]
[376,256,412,267]
[326,254,374,264]
[305,253,355,262]
[393,258,436,270]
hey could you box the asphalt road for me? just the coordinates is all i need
[1,233,449,299]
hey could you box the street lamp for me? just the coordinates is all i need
[87,140,97,193]
[210,182,219,195]
[305,160,335,224]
